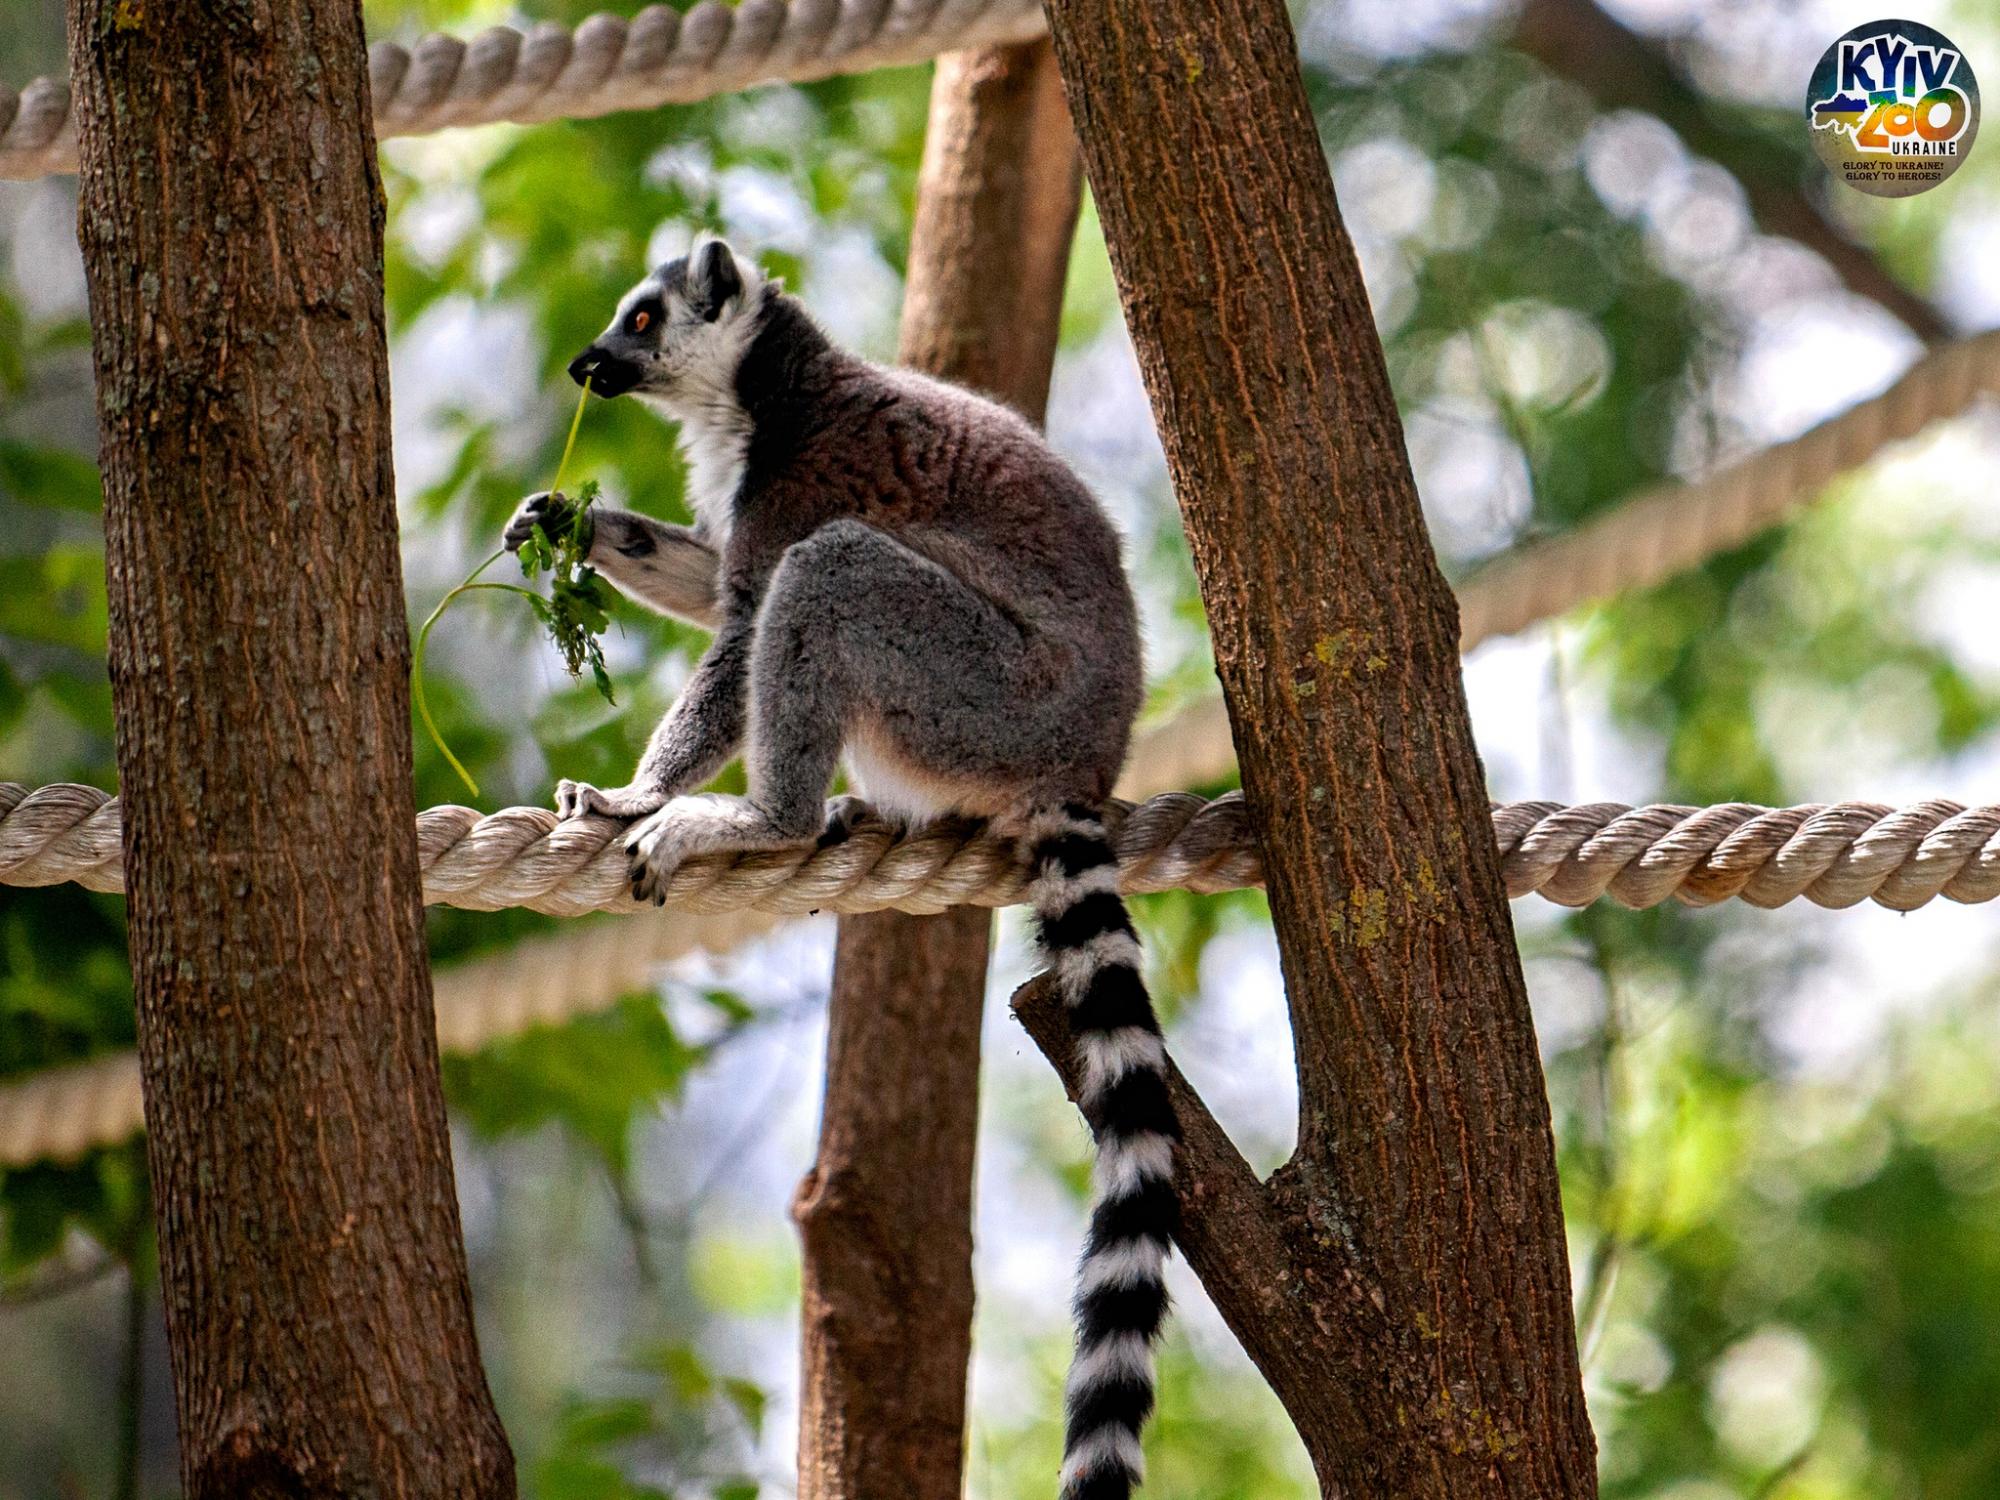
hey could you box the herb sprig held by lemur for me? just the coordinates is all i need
[414,388,618,798]
[505,237,1178,1500]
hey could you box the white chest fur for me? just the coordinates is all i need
[675,404,749,550]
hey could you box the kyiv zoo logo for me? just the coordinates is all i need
[1808,19,1979,197]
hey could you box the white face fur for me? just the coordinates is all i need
[572,238,768,544]
[581,238,768,417]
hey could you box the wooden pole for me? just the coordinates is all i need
[64,0,514,1493]
[1030,0,1601,1491]
[792,39,1081,1500]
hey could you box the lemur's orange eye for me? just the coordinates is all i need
[632,309,651,334]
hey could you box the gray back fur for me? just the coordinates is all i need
[517,237,1143,831]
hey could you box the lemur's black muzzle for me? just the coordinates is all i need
[568,345,642,399]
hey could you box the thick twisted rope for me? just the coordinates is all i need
[0,782,1260,917]
[0,1053,143,1171]
[8,781,1999,917]
[1490,798,2000,911]
[0,0,1047,180]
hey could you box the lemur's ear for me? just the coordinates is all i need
[688,238,743,322]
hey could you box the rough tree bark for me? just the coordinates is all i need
[791,40,1081,1500]
[1029,0,1600,1494]
[66,2,514,1496]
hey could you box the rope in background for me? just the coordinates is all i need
[0,904,778,1168]
[0,0,1047,180]
[1456,326,2000,649]
[8,781,1999,916]
[1121,327,2000,798]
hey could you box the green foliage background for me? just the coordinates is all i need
[3,0,1999,1496]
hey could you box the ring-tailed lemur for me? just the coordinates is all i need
[504,239,1179,1500]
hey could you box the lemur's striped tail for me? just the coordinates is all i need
[1027,803,1182,1500]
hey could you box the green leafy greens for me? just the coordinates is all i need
[515,479,616,705]
[414,388,616,799]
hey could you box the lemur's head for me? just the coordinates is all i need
[568,237,769,414]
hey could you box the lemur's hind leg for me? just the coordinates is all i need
[626,518,1030,901]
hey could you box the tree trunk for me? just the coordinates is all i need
[1033,0,1599,1493]
[794,907,990,1500]
[65,2,515,1496]
[792,39,1080,1500]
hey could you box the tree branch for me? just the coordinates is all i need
[1041,0,1598,1489]
[1009,975,1389,1450]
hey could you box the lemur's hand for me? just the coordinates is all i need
[503,491,590,554]
[554,778,671,821]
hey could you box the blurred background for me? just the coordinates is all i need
[3,0,1999,1495]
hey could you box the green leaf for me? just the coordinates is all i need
[719,1378,767,1437]
[0,654,25,738]
[440,993,703,1174]
[0,442,102,512]
[559,1397,658,1448]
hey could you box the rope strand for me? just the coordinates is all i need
[7,781,1997,917]
[0,903,777,1168]
[1456,327,2000,650]
[0,0,1047,179]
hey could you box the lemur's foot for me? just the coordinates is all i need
[555,779,670,821]
[817,794,873,848]
[503,491,585,554]
[626,794,809,905]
